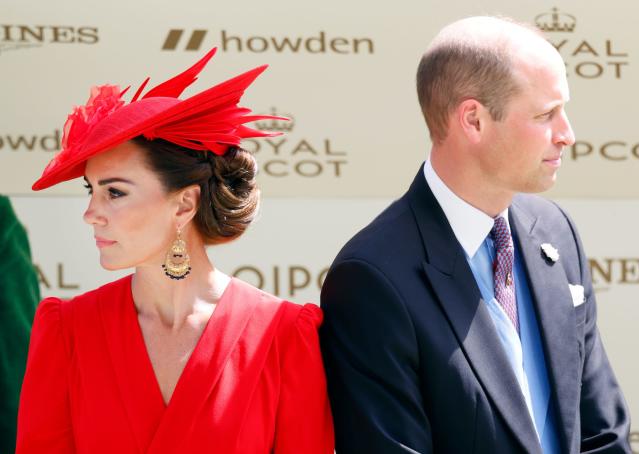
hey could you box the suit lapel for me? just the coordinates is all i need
[509,201,580,453]
[407,167,541,453]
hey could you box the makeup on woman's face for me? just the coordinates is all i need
[83,141,176,271]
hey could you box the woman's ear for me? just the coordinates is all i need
[174,184,201,227]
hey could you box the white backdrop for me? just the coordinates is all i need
[3,0,638,450]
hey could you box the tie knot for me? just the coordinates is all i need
[491,216,512,251]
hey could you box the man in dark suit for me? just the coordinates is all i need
[320,16,630,453]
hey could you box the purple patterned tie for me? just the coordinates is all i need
[491,216,519,335]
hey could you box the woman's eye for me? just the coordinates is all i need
[108,187,126,199]
[83,183,93,195]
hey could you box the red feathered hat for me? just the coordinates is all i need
[33,48,285,190]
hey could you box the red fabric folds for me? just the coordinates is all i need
[17,276,334,453]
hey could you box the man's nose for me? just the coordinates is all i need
[554,112,575,147]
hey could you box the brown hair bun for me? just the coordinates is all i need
[133,136,259,245]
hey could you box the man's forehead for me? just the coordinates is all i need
[509,57,570,107]
[513,47,567,82]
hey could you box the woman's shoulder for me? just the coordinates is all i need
[36,274,133,323]
[230,277,323,337]
[32,275,133,355]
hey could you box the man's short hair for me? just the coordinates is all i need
[416,18,542,143]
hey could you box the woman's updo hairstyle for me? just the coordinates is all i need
[132,136,259,245]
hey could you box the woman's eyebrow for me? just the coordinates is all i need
[97,177,135,186]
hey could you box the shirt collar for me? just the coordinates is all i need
[423,157,510,259]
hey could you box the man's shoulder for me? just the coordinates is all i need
[512,193,573,228]
[332,195,420,268]
[512,193,586,272]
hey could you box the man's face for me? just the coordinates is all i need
[479,49,575,195]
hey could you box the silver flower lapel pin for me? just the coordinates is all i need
[540,243,559,263]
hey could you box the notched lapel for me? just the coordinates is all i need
[422,260,541,454]
[407,167,541,453]
[510,204,580,453]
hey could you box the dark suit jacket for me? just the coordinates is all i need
[320,166,630,453]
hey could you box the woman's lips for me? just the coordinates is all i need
[95,237,117,249]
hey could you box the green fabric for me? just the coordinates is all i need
[0,196,40,453]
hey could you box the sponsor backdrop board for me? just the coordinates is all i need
[2,0,638,198]
[3,0,639,450]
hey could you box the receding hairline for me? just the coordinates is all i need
[415,16,556,143]
[426,16,550,63]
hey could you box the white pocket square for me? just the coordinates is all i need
[568,284,585,307]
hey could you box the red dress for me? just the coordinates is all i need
[16,275,334,453]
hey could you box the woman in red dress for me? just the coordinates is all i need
[16,49,334,453]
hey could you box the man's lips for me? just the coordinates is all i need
[95,236,117,248]
[543,155,562,168]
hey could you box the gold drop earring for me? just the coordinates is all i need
[162,227,191,280]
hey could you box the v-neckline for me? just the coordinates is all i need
[99,274,262,453]
[126,276,237,409]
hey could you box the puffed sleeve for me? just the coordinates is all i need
[16,298,76,453]
[273,303,334,454]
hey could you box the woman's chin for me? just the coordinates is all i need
[99,256,131,271]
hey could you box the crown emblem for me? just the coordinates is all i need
[535,7,576,33]
[254,107,294,132]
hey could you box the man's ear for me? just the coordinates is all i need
[174,184,201,227]
[455,99,486,145]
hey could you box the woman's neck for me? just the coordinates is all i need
[131,241,230,331]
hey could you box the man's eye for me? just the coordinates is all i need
[543,109,557,119]
[536,111,553,120]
